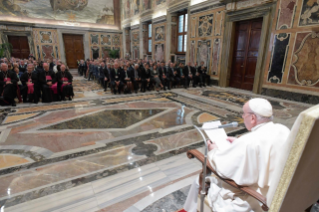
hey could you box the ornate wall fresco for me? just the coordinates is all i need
[299,0,319,26]
[132,29,140,59]
[190,40,196,65]
[32,28,60,61]
[188,6,225,78]
[155,26,165,41]
[0,0,119,26]
[155,44,164,61]
[263,0,319,96]
[198,15,214,37]
[276,0,297,29]
[88,32,122,59]
[267,33,290,83]
[211,38,221,76]
[153,22,166,62]
[197,40,211,67]
[133,46,140,59]
[287,32,319,86]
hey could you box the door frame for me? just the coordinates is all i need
[57,29,89,65]
[0,31,35,58]
[219,2,276,93]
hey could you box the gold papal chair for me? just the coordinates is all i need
[187,104,319,212]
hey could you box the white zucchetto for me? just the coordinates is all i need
[248,98,273,117]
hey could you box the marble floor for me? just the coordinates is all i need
[0,70,312,212]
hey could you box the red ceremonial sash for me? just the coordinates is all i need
[46,76,52,81]
[4,77,11,82]
[61,77,71,91]
[27,79,34,94]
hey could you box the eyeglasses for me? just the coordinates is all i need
[241,112,254,117]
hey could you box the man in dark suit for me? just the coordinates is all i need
[200,61,210,86]
[19,60,26,73]
[110,63,123,94]
[99,62,109,91]
[141,63,151,92]
[185,62,196,88]
[49,59,56,71]
[176,63,188,89]
[193,62,203,87]
[158,62,170,90]
[78,60,86,76]
[132,64,141,93]
[168,63,179,88]
[88,60,96,81]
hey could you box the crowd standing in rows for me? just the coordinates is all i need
[0,55,74,106]
[78,58,211,95]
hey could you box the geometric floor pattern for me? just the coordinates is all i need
[0,70,312,211]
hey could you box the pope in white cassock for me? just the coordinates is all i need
[183,98,290,212]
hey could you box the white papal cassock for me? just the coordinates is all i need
[184,121,290,212]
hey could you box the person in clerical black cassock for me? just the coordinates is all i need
[39,63,57,103]
[20,64,39,104]
[0,65,18,106]
[56,65,74,101]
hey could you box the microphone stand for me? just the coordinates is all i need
[194,125,210,212]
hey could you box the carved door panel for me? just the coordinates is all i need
[229,18,263,91]
[8,36,30,59]
[63,34,84,68]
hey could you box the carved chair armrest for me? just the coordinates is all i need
[187,149,269,211]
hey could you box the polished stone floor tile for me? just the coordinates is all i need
[15,101,90,113]
[0,77,313,211]
[0,154,30,169]
[145,129,202,155]
[43,109,164,130]
[3,113,39,124]
[0,145,144,198]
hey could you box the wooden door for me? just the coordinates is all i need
[63,34,84,68]
[7,36,30,59]
[229,18,263,91]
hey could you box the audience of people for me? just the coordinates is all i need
[0,57,74,106]
[77,58,211,95]
[0,55,211,106]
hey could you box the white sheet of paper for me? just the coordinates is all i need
[203,120,231,151]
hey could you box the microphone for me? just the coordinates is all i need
[200,122,238,130]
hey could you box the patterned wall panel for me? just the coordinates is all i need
[188,7,224,78]
[198,15,214,37]
[32,28,60,61]
[211,38,221,76]
[155,44,164,62]
[267,33,290,83]
[299,0,319,26]
[190,40,196,65]
[153,22,166,61]
[288,32,319,86]
[190,17,197,38]
[214,11,223,36]
[101,34,112,46]
[276,0,297,29]
[88,32,122,59]
[197,40,211,67]
[155,26,165,42]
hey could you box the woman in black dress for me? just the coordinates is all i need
[56,64,74,101]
